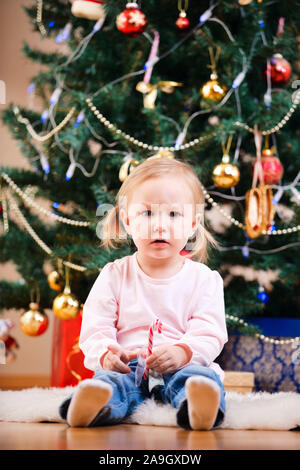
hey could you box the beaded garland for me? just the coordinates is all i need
[7,194,88,273]
[226,313,300,346]
[200,182,300,236]
[86,88,300,149]
[235,89,300,135]
[86,97,217,152]
[36,0,46,37]
[1,173,90,227]
[14,106,76,143]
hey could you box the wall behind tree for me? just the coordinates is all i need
[0,0,66,381]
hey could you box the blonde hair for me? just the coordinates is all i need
[98,157,219,263]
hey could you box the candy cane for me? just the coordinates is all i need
[144,318,162,379]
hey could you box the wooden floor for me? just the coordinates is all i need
[0,421,299,450]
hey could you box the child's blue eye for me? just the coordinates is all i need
[140,210,181,217]
[142,210,151,215]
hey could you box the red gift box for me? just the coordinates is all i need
[51,310,93,387]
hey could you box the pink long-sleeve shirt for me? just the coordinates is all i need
[79,251,228,381]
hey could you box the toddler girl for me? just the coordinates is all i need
[59,156,228,430]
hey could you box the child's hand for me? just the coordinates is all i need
[145,344,191,374]
[101,344,138,374]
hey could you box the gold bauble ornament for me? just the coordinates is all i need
[201,74,227,102]
[47,270,63,291]
[53,286,80,320]
[19,302,49,336]
[212,154,240,188]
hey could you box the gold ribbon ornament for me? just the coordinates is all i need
[119,157,140,182]
[136,81,183,109]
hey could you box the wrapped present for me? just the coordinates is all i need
[51,309,93,387]
[223,371,254,394]
[217,331,300,393]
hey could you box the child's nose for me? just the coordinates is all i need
[152,214,169,233]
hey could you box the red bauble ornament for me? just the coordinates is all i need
[116,2,147,37]
[176,13,190,30]
[264,54,291,85]
[253,148,284,185]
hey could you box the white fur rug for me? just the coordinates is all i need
[0,386,299,430]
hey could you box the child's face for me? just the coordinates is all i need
[120,176,202,260]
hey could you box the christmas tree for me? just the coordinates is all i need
[1,0,300,344]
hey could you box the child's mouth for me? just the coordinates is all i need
[151,239,169,245]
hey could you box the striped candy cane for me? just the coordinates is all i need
[144,318,162,379]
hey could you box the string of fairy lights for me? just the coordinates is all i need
[1,0,300,343]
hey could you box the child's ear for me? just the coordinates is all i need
[119,208,131,235]
[190,212,202,237]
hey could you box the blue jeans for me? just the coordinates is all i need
[59,360,226,429]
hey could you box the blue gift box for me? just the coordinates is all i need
[216,318,300,392]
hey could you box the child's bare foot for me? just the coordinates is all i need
[67,379,112,427]
[185,376,220,430]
